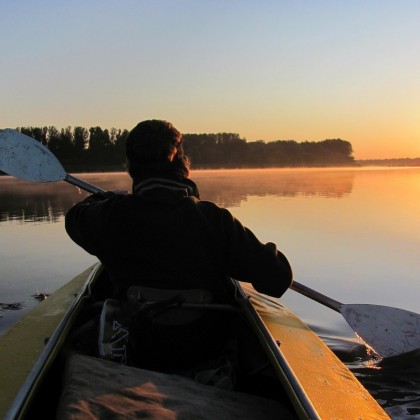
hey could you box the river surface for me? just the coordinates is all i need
[1,167,419,418]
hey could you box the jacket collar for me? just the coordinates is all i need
[133,177,200,199]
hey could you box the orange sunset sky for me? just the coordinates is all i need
[1,1,419,160]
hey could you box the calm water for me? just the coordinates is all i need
[1,168,419,418]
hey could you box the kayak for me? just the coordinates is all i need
[0,263,388,419]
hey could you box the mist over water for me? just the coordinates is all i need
[1,167,419,418]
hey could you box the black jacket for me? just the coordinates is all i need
[65,177,293,300]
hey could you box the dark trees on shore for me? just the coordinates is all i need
[15,126,355,171]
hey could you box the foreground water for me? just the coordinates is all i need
[1,168,419,418]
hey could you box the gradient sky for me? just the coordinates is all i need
[1,1,419,159]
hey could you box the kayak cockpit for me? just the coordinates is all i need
[19,264,301,419]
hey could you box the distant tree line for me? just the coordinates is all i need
[183,133,355,167]
[18,126,129,171]
[15,126,355,171]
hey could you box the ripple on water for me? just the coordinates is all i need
[348,348,420,419]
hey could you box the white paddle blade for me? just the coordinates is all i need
[342,304,420,358]
[0,129,66,182]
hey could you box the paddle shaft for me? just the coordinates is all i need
[291,281,342,312]
[65,174,105,194]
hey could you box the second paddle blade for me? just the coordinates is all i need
[342,303,420,358]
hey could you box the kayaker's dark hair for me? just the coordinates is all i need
[126,120,190,179]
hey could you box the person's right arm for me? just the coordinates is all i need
[220,208,293,297]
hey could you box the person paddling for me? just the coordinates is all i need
[65,119,293,301]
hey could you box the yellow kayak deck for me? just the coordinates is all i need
[240,282,388,419]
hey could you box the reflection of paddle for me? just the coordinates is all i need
[291,282,420,358]
[0,129,104,194]
[1,129,420,358]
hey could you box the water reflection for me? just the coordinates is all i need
[0,174,130,223]
[0,169,354,222]
[0,180,76,223]
[195,169,354,207]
